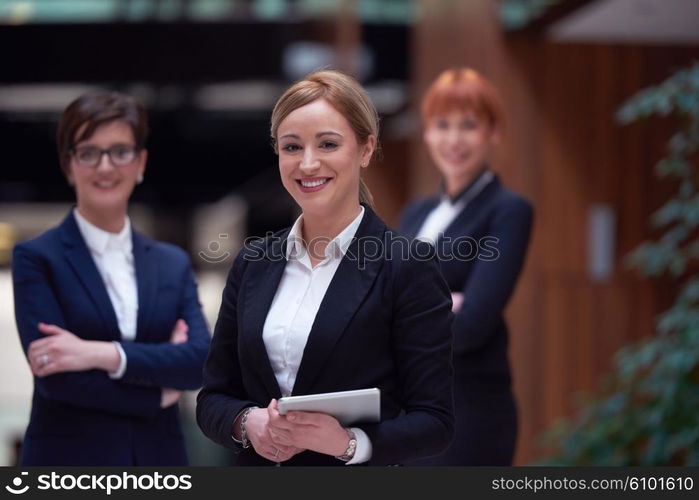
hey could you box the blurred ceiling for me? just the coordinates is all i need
[0,0,412,206]
[502,0,699,45]
[549,0,699,44]
[0,0,415,24]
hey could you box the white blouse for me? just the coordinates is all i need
[416,170,494,244]
[73,209,134,378]
[262,206,370,464]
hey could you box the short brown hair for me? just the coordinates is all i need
[57,91,148,176]
[421,68,504,130]
[270,70,379,207]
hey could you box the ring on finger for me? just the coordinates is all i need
[40,354,49,366]
[273,448,280,459]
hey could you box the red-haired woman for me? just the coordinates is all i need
[399,68,534,465]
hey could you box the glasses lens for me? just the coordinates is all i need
[75,147,100,167]
[109,145,136,166]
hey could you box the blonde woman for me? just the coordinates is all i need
[197,70,455,466]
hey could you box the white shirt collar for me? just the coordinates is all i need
[73,208,132,256]
[440,169,495,206]
[286,206,365,263]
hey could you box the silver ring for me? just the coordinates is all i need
[41,354,49,366]
[273,448,280,459]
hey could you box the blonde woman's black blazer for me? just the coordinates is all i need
[196,204,455,466]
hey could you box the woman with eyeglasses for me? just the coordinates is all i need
[11,91,210,465]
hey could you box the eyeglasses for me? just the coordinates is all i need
[70,144,140,169]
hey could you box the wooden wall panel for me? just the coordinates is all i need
[364,138,409,225]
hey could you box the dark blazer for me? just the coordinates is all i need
[399,175,533,465]
[196,204,455,466]
[12,211,210,466]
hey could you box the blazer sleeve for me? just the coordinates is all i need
[363,241,455,465]
[118,260,211,391]
[452,197,533,354]
[196,250,257,450]
[12,244,161,419]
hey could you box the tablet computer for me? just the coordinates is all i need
[277,388,380,427]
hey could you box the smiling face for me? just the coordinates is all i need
[68,119,146,220]
[276,98,375,218]
[424,110,498,191]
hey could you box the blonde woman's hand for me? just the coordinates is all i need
[267,399,349,457]
[245,400,304,463]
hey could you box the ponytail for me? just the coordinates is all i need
[359,178,374,208]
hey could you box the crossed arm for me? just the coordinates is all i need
[12,244,207,416]
[450,199,533,353]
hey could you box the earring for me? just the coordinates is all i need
[361,162,368,168]
[137,174,144,184]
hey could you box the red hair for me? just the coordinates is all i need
[421,68,504,129]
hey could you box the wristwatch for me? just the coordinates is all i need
[335,428,357,462]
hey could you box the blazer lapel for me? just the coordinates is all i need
[291,205,385,396]
[240,233,289,400]
[132,231,157,341]
[440,176,501,241]
[403,198,439,238]
[60,212,121,341]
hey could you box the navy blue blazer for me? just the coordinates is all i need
[400,176,532,380]
[12,211,210,466]
[399,175,532,465]
[196,204,455,466]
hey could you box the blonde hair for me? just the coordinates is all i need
[271,70,379,207]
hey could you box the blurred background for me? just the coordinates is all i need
[1,0,698,465]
